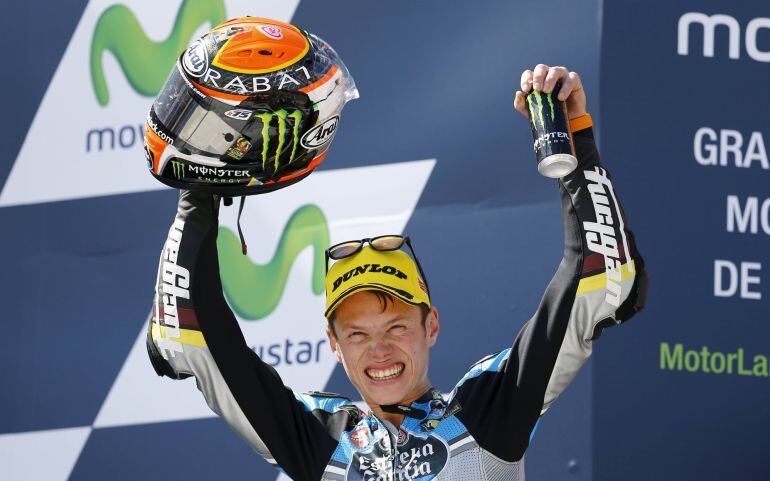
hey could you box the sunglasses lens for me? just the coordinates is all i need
[329,241,362,260]
[370,235,405,251]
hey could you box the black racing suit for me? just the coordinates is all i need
[146,123,647,481]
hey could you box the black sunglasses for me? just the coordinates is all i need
[324,235,431,297]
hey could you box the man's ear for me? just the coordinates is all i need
[425,307,440,347]
[326,325,342,363]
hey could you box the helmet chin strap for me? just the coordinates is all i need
[237,196,248,255]
[222,196,249,255]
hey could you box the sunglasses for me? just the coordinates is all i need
[324,235,431,297]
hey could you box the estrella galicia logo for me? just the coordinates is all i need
[346,432,448,481]
[301,115,339,149]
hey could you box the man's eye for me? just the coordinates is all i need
[349,332,365,341]
[390,325,406,333]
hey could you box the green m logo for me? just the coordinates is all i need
[256,109,304,171]
[171,160,185,179]
[526,90,555,131]
[90,0,226,106]
[217,204,329,320]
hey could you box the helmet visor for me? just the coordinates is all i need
[152,62,312,171]
[153,63,243,157]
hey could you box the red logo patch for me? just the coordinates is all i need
[397,429,408,445]
[258,25,283,39]
[349,427,370,448]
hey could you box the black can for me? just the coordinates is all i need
[526,83,577,178]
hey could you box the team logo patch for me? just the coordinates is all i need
[182,39,208,78]
[258,25,283,39]
[420,419,440,432]
[224,109,253,121]
[346,431,449,481]
[226,137,252,160]
[582,166,633,307]
[300,116,339,149]
[349,427,371,449]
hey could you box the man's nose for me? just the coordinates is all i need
[369,337,393,358]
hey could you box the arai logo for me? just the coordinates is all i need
[225,109,253,120]
[183,39,209,78]
[301,116,339,149]
[259,25,283,39]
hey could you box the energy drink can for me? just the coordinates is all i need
[526,83,578,178]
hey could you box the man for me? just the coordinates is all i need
[147,18,647,481]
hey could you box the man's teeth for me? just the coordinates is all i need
[366,364,404,380]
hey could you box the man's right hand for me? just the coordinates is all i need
[513,64,587,120]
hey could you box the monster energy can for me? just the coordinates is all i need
[526,83,577,178]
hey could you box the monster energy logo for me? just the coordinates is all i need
[256,110,303,171]
[526,91,556,131]
[171,160,185,179]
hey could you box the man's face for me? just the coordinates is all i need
[327,291,439,407]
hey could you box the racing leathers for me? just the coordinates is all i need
[146,120,647,481]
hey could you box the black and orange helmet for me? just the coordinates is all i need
[144,17,358,195]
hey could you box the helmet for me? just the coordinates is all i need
[144,17,358,196]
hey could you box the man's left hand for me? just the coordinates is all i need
[513,65,587,120]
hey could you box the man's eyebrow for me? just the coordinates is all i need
[340,322,371,332]
[340,316,410,332]
[386,316,409,325]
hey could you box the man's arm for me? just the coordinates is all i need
[539,118,647,414]
[450,66,647,463]
[146,190,343,481]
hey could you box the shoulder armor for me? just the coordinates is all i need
[469,351,502,370]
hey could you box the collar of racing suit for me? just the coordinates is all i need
[379,387,444,419]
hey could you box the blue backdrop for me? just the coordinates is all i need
[597,1,770,479]
[1,1,765,480]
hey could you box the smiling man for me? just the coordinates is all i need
[147,64,647,481]
[323,239,437,417]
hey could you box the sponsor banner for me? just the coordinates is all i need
[599,1,770,480]
[0,0,300,208]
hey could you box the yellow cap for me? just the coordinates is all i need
[325,246,430,318]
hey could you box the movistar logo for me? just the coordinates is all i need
[171,160,185,179]
[526,91,556,131]
[217,204,329,320]
[256,110,303,171]
[90,0,227,106]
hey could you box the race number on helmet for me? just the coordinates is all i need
[144,17,358,195]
